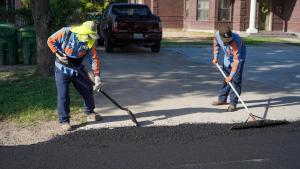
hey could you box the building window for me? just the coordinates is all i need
[218,0,233,21]
[185,0,189,18]
[197,0,209,21]
[131,0,142,4]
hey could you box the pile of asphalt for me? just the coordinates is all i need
[47,122,295,145]
[1,122,300,169]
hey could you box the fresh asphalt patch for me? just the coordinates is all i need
[1,121,300,169]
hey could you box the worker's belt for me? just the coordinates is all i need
[55,57,83,69]
[55,58,85,77]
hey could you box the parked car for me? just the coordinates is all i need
[98,3,162,53]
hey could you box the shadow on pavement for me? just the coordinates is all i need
[244,96,300,109]
[73,107,228,128]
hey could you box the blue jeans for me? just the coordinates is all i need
[218,62,244,106]
[55,66,95,123]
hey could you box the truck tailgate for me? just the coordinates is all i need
[117,20,160,33]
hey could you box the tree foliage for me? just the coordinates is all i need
[49,0,79,33]
[21,0,31,8]
[48,0,123,33]
[77,0,109,24]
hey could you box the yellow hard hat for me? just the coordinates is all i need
[71,21,99,39]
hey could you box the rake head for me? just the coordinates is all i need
[231,120,289,130]
[126,109,140,127]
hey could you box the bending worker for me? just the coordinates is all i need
[211,25,246,112]
[47,21,102,131]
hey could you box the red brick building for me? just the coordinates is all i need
[129,0,300,34]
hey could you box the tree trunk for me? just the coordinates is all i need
[31,0,54,76]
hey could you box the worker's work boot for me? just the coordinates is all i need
[61,123,72,131]
[211,100,227,106]
[86,112,103,122]
[227,104,237,112]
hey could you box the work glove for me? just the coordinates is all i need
[212,58,218,65]
[55,52,68,64]
[94,76,102,92]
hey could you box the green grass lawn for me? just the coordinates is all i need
[162,36,300,46]
[0,68,82,124]
[243,37,300,45]
[161,37,213,46]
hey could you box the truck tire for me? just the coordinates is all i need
[105,34,114,53]
[151,42,161,53]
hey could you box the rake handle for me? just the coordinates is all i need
[80,73,139,126]
[99,89,127,111]
[89,77,126,111]
[216,64,252,115]
[98,89,140,127]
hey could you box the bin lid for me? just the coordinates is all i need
[19,26,36,38]
[19,26,35,32]
[0,23,16,37]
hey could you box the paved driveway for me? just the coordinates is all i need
[168,44,300,92]
[80,44,300,130]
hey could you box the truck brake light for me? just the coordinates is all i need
[112,22,118,32]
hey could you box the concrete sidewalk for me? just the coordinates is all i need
[81,45,300,130]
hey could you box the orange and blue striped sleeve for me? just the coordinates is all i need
[213,32,220,59]
[89,45,101,76]
[229,40,242,77]
[47,28,67,54]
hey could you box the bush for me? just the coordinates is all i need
[49,0,80,33]
[15,8,34,25]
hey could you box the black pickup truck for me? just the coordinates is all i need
[98,3,162,53]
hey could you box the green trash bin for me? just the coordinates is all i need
[19,26,37,64]
[0,24,18,65]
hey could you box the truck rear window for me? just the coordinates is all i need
[112,6,150,17]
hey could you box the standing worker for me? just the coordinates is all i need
[211,25,246,112]
[47,21,102,131]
